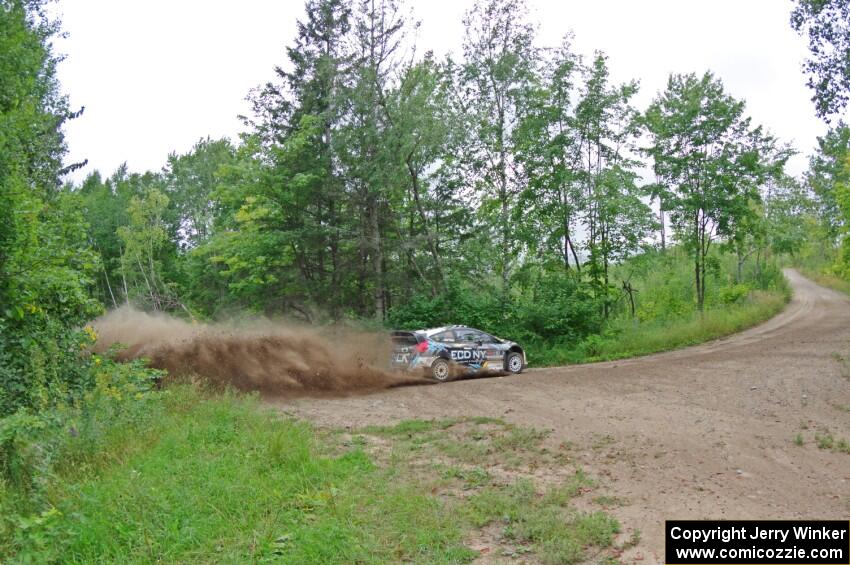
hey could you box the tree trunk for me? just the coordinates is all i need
[119,245,130,305]
[103,266,117,309]
[96,243,118,308]
[406,156,443,291]
[659,208,666,251]
[497,106,510,303]
[695,211,704,311]
[136,255,158,311]
[569,238,581,272]
[369,197,384,320]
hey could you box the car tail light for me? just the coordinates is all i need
[415,341,429,353]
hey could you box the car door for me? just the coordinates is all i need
[477,331,506,370]
[453,328,490,371]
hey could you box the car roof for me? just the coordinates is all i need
[417,325,460,336]
[420,325,487,336]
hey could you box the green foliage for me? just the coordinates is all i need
[791,0,850,121]
[460,0,538,296]
[794,127,850,288]
[53,0,796,361]
[1,384,478,563]
[0,354,161,561]
[0,1,103,416]
[718,283,750,305]
[387,270,603,345]
[509,269,604,343]
[528,247,790,365]
[803,124,850,240]
[644,71,780,310]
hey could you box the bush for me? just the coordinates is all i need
[387,270,603,344]
[719,284,750,304]
[0,191,104,417]
[0,355,162,560]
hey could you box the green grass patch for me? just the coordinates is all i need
[518,247,793,366]
[3,391,620,564]
[464,478,619,564]
[814,431,850,454]
[361,417,460,436]
[363,416,555,469]
[1,388,475,563]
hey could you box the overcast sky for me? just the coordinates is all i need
[52,0,842,183]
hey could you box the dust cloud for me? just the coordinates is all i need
[90,306,427,397]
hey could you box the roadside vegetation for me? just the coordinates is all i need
[786,117,850,297]
[795,253,850,297]
[1,375,629,563]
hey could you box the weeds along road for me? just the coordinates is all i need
[278,269,850,560]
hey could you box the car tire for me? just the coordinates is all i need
[430,358,453,382]
[505,352,524,374]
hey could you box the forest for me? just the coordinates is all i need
[1,0,849,561]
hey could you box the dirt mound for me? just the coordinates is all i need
[91,306,426,396]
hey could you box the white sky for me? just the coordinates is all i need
[52,0,843,183]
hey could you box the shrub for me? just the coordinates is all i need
[387,270,603,344]
[719,284,750,304]
[0,355,162,559]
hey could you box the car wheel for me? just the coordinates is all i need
[430,358,453,382]
[506,352,523,374]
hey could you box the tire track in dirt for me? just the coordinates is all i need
[277,270,850,562]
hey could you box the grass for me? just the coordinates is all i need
[360,418,622,563]
[831,351,850,380]
[522,247,792,366]
[2,388,622,564]
[532,288,790,365]
[1,388,474,563]
[814,431,850,454]
[463,479,619,564]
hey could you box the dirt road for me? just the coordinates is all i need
[278,269,850,561]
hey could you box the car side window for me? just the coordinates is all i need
[456,328,484,343]
[431,330,455,343]
[479,333,498,344]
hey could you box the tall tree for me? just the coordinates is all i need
[460,0,538,301]
[764,173,813,259]
[382,55,456,296]
[164,137,235,249]
[573,53,652,312]
[0,0,101,415]
[804,123,850,240]
[235,0,354,318]
[78,169,129,307]
[514,38,583,271]
[341,0,408,319]
[117,187,174,311]
[644,72,778,310]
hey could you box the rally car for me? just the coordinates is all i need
[391,326,527,382]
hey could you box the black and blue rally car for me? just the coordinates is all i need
[391,326,527,382]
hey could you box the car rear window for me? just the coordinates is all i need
[391,331,420,346]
